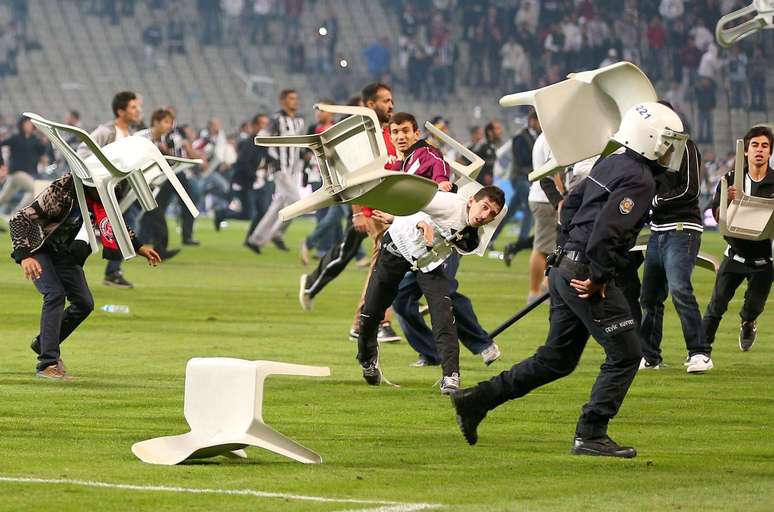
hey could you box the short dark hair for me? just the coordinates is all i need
[389,112,418,131]
[150,108,174,125]
[743,125,774,151]
[279,89,297,101]
[473,186,505,210]
[361,82,391,104]
[346,95,363,106]
[112,91,137,118]
[68,110,80,121]
[251,113,268,125]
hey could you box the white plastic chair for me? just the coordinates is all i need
[719,139,774,241]
[421,122,507,255]
[254,104,439,221]
[24,113,199,260]
[715,0,774,47]
[499,62,657,181]
[119,156,203,213]
[132,358,331,465]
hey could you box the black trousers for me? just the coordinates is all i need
[156,175,195,243]
[32,253,94,371]
[305,222,367,298]
[703,257,773,348]
[357,245,459,377]
[475,266,641,439]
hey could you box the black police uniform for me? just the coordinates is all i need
[702,165,774,347]
[453,149,660,455]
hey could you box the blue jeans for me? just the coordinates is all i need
[392,253,492,363]
[639,230,707,363]
[306,202,345,253]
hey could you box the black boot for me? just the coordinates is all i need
[450,387,489,445]
[503,236,534,267]
[571,435,637,458]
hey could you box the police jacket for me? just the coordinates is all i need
[559,149,659,284]
[711,165,774,261]
[650,139,703,232]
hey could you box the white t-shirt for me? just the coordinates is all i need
[528,133,552,203]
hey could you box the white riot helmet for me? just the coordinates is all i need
[611,102,687,172]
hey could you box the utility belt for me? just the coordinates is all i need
[547,248,590,279]
[724,247,772,268]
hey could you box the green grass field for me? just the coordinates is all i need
[1,219,772,511]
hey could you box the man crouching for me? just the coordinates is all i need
[10,174,160,380]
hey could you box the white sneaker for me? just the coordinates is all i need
[480,343,501,366]
[440,372,460,395]
[638,357,660,370]
[686,354,713,373]
[298,274,313,311]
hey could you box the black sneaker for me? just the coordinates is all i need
[244,241,262,255]
[450,388,488,445]
[103,272,133,289]
[571,435,637,458]
[271,238,289,252]
[503,236,533,267]
[739,321,757,351]
[182,239,200,246]
[31,336,40,355]
[361,360,381,386]
[377,323,401,343]
[158,248,181,261]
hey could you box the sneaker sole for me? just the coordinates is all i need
[298,275,312,311]
[377,336,401,343]
[103,280,132,289]
[686,364,714,373]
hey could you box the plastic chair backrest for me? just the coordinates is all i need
[423,122,484,181]
[716,0,774,47]
[719,139,774,240]
[183,358,256,437]
[498,62,657,181]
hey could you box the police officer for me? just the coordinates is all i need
[450,102,688,458]
[702,126,774,357]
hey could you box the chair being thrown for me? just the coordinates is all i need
[498,61,657,181]
[24,113,199,260]
[131,358,331,465]
[254,104,439,221]
[718,139,774,241]
[715,0,774,47]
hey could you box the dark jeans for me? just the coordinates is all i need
[246,183,274,242]
[393,252,491,363]
[156,175,196,243]
[32,253,94,371]
[702,257,773,350]
[305,222,367,298]
[491,175,532,244]
[306,203,345,253]
[358,246,459,377]
[475,266,641,439]
[640,230,707,363]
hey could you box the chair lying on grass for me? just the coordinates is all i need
[718,139,774,241]
[715,0,774,47]
[498,62,657,181]
[132,358,331,465]
[24,113,199,260]
[254,104,439,221]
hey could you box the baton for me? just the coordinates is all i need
[489,291,551,339]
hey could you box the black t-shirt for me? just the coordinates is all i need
[711,167,774,261]
[41,206,84,262]
[0,133,47,177]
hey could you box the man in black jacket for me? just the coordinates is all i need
[702,126,774,356]
[450,102,687,457]
[639,137,708,371]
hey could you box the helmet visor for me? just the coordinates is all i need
[658,130,688,172]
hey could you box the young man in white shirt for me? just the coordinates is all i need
[357,186,505,394]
